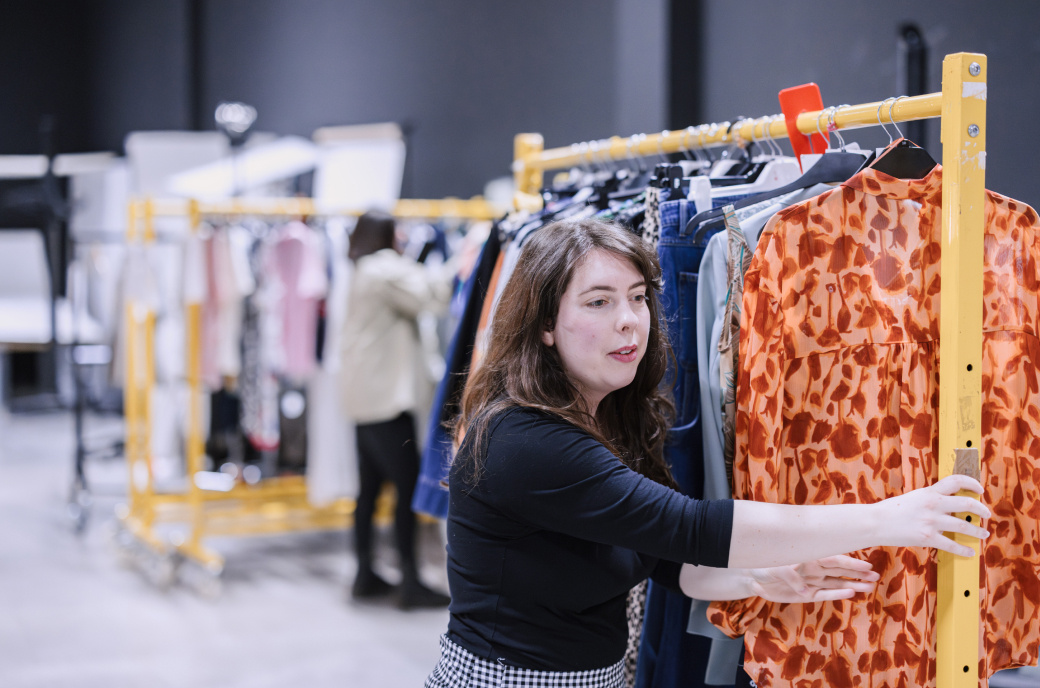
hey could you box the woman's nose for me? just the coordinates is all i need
[618,304,637,330]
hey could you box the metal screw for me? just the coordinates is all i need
[969,62,982,76]
[968,124,980,137]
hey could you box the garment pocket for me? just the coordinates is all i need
[665,414,701,496]
[675,271,699,369]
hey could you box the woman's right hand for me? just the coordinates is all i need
[877,474,991,557]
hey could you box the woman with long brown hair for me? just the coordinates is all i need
[425,218,989,687]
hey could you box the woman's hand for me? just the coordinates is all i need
[748,555,879,603]
[876,474,991,557]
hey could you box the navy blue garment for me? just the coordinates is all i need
[636,196,734,688]
[412,227,502,519]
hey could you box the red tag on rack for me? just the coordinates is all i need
[779,83,828,170]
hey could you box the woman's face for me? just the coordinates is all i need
[542,248,650,414]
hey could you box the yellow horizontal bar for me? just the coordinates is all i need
[138,196,501,220]
[517,92,942,173]
[798,92,942,135]
[392,197,501,220]
[198,512,352,538]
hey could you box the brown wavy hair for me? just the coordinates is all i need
[453,217,676,488]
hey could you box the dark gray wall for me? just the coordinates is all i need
[86,0,192,152]
[0,0,191,155]
[699,0,1040,207]
[0,1,92,155]
[11,2,1034,205]
[2,0,667,199]
[197,0,666,198]
[616,0,667,137]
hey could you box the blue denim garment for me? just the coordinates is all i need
[413,229,502,519]
[655,196,718,496]
[636,195,735,688]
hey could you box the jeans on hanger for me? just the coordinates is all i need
[413,228,502,519]
[637,196,734,688]
[657,196,716,495]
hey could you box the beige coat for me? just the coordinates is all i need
[339,248,454,424]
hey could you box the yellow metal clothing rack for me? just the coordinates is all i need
[513,52,987,688]
[120,195,499,589]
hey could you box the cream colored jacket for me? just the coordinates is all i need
[339,249,454,424]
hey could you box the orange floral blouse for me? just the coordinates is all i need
[707,166,1040,688]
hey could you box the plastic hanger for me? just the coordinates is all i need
[647,128,712,197]
[707,119,759,183]
[710,116,800,198]
[863,96,937,179]
[679,126,713,174]
[684,108,866,241]
[582,137,648,209]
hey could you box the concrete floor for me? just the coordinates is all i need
[1,409,1037,688]
[0,410,447,688]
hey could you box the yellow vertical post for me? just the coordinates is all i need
[123,199,158,530]
[140,199,157,528]
[513,133,544,210]
[937,52,986,688]
[185,199,206,553]
[124,200,140,518]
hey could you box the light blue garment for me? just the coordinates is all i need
[687,184,834,685]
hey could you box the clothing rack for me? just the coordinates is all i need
[513,52,987,688]
[118,195,499,591]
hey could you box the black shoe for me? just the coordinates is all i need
[397,581,451,610]
[352,570,394,599]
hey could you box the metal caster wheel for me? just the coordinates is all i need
[146,551,178,591]
[108,523,141,568]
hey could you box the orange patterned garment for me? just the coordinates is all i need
[707,166,1040,688]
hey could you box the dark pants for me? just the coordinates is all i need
[354,411,420,580]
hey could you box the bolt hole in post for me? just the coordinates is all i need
[967,364,973,371]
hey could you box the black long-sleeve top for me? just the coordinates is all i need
[446,406,734,671]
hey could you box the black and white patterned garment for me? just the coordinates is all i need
[639,187,663,248]
[426,635,626,688]
[622,580,648,688]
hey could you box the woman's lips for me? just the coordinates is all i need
[608,345,638,363]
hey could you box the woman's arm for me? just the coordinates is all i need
[726,474,990,569]
[680,556,879,602]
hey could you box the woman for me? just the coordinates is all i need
[339,211,453,609]
[425,218,989,686]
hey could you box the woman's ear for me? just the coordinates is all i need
[542,329,555,347]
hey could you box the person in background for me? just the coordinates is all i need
[425,218,990,687]
[340,210,454,610]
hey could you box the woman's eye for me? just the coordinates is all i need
[632,293,647,303]
[588,299,608,308]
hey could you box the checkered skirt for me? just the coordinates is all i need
[425,634,626,688]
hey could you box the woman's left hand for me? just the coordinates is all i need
[748,555,879,603]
